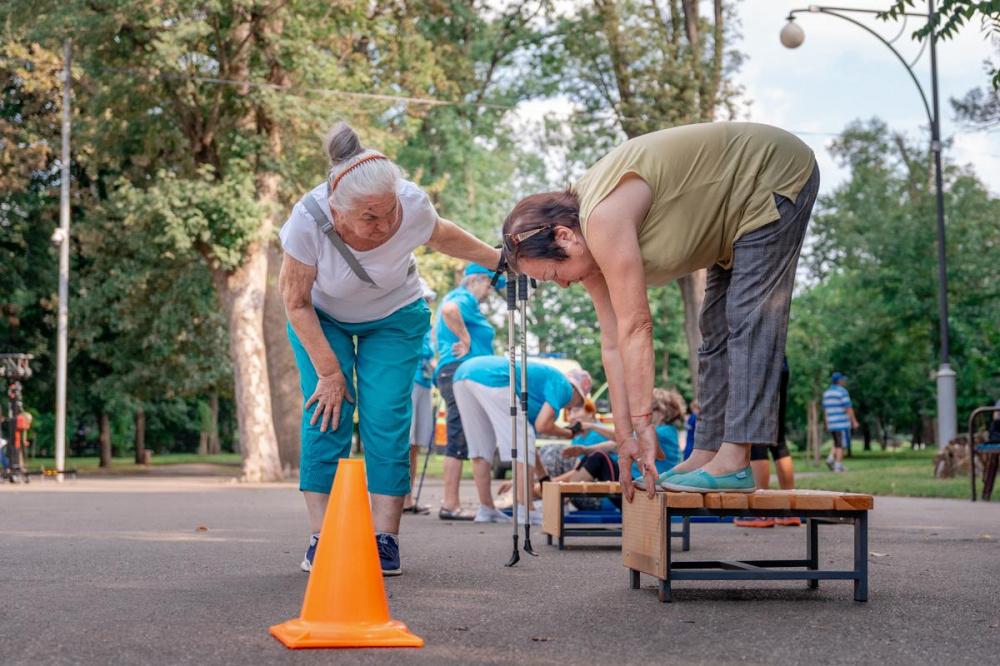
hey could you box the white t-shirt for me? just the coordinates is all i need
[279,179,437,323]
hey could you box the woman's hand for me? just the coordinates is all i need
[618,425,659,502]
[451,338,470,359]
[306,371,355,432]
[561,445,586,458]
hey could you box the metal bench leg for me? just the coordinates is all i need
[854,512,869,602]
[630,569,640,590]
[558,502,565,550]
[682,516,691,552]
[807,518,819,589]
[658,578,671,603]
[659,508,673,603]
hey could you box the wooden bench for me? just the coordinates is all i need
[541,481,690,551]
[622,489,874,602]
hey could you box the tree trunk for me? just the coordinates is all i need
[808,400,820,464]
[213,249,283,482]
[661,345,670,384]
[134,406,146,464]
[677,270,706,401]
[265,240,302,473]
[208,391,220,455]
[99,412,112,468]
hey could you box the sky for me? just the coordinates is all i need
[515,0,1000,195]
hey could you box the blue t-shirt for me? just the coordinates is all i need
[413,331,435,388]
[684,412,697,460]
[630,424,682,480]
[454,356,574,422]
[572,430,607,447]
[822,384,852,431]
[434,286,494,377]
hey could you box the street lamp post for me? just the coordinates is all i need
[781,2,956,449]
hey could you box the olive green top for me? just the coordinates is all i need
[573,122,816,285]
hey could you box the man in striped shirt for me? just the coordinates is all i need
[823,372,859,472]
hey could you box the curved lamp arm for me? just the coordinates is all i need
[786,6,934,127]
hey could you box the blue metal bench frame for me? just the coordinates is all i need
[628,506,869,603]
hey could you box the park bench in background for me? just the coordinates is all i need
[968,405,1000,501]
[541,481,690,551]
[623,489,874,603]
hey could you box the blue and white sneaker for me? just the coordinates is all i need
[376,532,402,577]
[300,534,319,573]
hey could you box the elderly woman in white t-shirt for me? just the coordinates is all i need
[279,122,498,577]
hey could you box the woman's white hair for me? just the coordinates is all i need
[324,121,402,212]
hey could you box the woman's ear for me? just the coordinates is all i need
[554,225,576,246]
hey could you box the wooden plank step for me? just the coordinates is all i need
[551,481,621,494]
[663,492,704,508]
[747,491,792,510]
[833,493,874,511]
[704,492,749,509]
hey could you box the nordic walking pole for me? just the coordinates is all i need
[504,269,520,567]
[412,395,442,510]
[518,273,538,555]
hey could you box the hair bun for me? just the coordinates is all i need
[325,121,364,165]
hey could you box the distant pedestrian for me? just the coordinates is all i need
[823,371,859,472]
[684,400,700,460]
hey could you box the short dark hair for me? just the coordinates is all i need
[502,190,580,270]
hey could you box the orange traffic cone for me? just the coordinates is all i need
[269,459,424,649]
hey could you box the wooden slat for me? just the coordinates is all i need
[622,491,667,579]
[748,491,792,510]
[663,491,704,508]
[833,493,874,511]
[788,491,836,510]
[704,492,749,509]
[541,482,562,537]
[553,481,620,494]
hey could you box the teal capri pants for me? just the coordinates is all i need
[287,298,431,496]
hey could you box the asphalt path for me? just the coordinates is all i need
[2,475,998,665]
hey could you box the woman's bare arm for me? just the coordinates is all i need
[426,217,500,268]
[279,253,353,431]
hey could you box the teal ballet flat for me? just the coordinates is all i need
[653,467,683,489]
[661,466,756,493]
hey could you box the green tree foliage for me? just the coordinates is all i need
[786,119,1000,444]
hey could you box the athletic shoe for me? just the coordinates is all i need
[300,534,319,573]
[775,517,802,527]
[662,466,756,493]
[834,463,847,473]
[474,506,512,523]
[376,532,401,576]
[515,506,542,526]
[825,455,835,471]
[438,506,474,521]
[734,517,775,528]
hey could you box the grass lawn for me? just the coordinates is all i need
[14,446,973,500]
[784,447,970,500]
[19,453,242,474]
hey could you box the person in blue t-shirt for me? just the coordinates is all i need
[451,356,590,524]
[823,371,859,472]
[684,400,699,460]
[434,264,505,520]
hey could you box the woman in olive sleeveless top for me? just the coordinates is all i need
[502,122,819,499]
